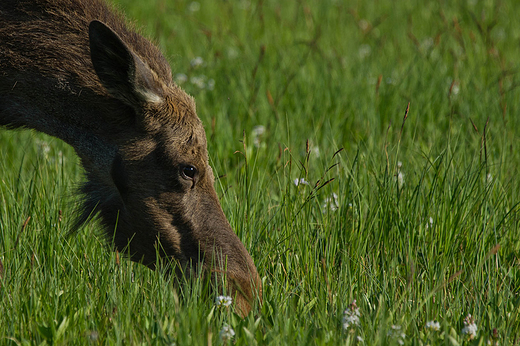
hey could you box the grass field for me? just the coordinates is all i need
[2,0,520,344]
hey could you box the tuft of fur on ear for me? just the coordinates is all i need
[89,20,164,106]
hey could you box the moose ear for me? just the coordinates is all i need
[89,20,163,106]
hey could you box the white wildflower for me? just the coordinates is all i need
[36,139,51,158]
[396,171,404,188]
[252,125,265,136]
[50,150,66,165]
[491,28,506,41]
[395,162,404,188]
[425,320,440,331]
[190,56,204,68]
[311,146,321,158]
[332,193,339,207]
[487,173,493,183]
[227,47,239,59]
[452,83,460,95]
[175,73,188,84]
[86,330,99,342]
[358,44,371,59]
[188,1,200,12]
[322,193,339,212]
[252,125,265,148]
[190,75,206,89]
[388,325,406,345]
[238,0,251,10]
[207,79,215,91]
[294,178,309,186]
[420,37,434,52]
[215,295,233,308]
[462,314,478,340]
[358,19,370,32]
[342,300,360,331]
[220,324,235,342]
[356,335,364,342]
[425,216,434,229]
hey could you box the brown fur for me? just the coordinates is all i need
[0,0,261,316]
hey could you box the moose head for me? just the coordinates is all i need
[0,0,260,316]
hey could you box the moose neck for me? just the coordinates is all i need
[3,71,129,178]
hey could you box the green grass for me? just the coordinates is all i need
[2,0,520,344]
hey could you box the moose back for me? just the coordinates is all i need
[0,0,260,316]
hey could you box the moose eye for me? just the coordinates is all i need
[181,165,197,180]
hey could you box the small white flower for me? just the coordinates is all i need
[425,320,440,331]
[190,75,206,89]
[358,44,371,59]
[420,37,434,51]
[343,312,360,330]
[462,314,478,340]
[175,73,188,84]
[388,325,406,345]
[311,146,320,158]
[462,323,478,338]
[252,125,265,148]
[452,83,460,95]
[358,19,369,32]
[395,162,405,188]
[188,1,200,12]
[425,216,434,229]
[190,56,204,68]
[397,171,405,188]
[238,0,251,9]
[487,173,493,183]
[215,295,233,308]
[50,150,66,165]
[36,139,51,157]
[220,324,235,342]
[86,331,99,341]
[342,300,360,331]
[227,47,239,59]
[294,178,309,186]
[252,125,265,136]
[356,335,364,342]
[207,79,215,90]
[322,193,339,212]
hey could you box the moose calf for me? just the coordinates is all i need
[0,0,260,316]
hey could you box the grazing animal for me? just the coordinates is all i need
[0,0,261,316]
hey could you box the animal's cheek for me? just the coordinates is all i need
[161,224,183,255]
[141,197,190,257]
[151,191,189,214]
